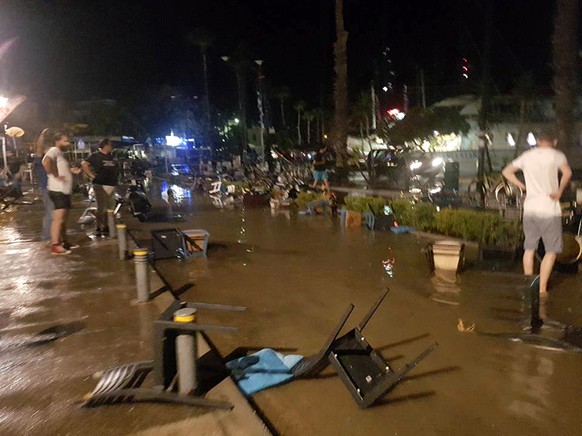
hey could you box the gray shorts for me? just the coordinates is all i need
[523,215,562,253]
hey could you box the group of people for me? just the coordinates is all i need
[28,128,574,302]
[34,131,118,255]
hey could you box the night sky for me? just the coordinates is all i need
[0,0,571,110]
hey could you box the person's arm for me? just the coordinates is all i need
[550,162,572,201]
[81,160,96,179]
[42,153,65,181]
[501,164,526,192]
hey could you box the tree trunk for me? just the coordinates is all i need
[236,69,248,160]
[552,0,579,162]
[297,109,302,144]
[307,120,311,143]
[332,0,349,166]
[280,99,286,128]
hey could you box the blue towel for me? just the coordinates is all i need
[226,349,303,396]
[391,226,415,234]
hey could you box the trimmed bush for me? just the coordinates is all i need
[390,199,436,231]
[390,199,522,247]
[344,196,387,215]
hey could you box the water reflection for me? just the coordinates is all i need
[507,349,554,422]
[430,275,461,306]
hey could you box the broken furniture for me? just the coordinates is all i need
[151,228,210,260]
[83,299,246,409]
[292,289,438,408]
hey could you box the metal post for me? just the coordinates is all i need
[107,209,116,238]
[1,136,7,170]
[133,248,150,302]
[174,308,198,395]
[117,224,128,260]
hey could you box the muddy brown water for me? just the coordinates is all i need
[1,186,582,435]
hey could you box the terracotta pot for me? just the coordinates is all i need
[345,210,362,228]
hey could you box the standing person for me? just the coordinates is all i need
[502,129,572,298]
[81,139,118,236]
[42,133,81,255]
[33,129,52,241]
[312,144,329,191]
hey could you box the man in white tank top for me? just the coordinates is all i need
[502,129,572,297]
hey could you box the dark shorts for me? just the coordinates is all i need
[523,215,562,253]
[48,191,72,210]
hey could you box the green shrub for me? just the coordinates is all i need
[344,196,387,215]
[390,199,436,231]
[390,199,522,247]
[295,191,325,209]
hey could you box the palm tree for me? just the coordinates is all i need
[293,100,305,145]
[186,29,214,127]
[552,0,579,157]
[272,86,290,129]
[332,0,349,165]
[303,110,316,144]
[313,107,326,143]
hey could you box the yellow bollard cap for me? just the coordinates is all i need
[107,209,115,213]
[174,308,197,323]
[116,224,127,229]
[133,248,148,256]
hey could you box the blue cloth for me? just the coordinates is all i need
[33,156,48,190]
[391,226,415,234]
[226,348,303,396]
[313,170,328,182]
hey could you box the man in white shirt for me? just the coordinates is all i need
[42,133,81,255]
[502,129,572,297]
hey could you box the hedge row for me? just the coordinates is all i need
[343,197,522,247]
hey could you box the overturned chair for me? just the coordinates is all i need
[83,299,245,410]
[292,289,438,408]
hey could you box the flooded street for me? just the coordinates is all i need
[1,186,582,435]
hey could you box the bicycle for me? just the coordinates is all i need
[467,171,523,208]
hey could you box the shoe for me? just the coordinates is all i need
[51,244,71,255]
[62,242,80,250]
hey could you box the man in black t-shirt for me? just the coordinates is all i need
[312,144,329,191]
[82,139,118,236]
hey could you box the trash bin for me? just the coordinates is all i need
[444,161,460,192]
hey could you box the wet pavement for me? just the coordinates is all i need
[1,184,582,435]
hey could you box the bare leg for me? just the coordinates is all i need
[51,209,66,245]
[523,249,535,276]
[323,178,330,191]
[539,252,557,296]
[60,209,69,243]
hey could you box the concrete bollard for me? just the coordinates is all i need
[174,308,198,395]
[117,224,128,260]
[107,209,116,238]
[133,248,150,302]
